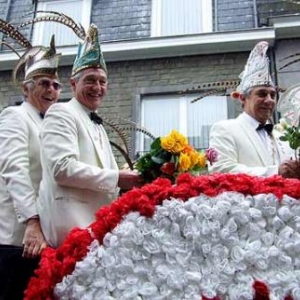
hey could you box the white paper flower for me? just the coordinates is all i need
[54,192,300,300]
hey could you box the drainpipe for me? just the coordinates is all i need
[214,0,218,31]
[0,0,12,51]
[253,0,258,28]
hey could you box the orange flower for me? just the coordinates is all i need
[178,152,191,172]
[182,144,194,154]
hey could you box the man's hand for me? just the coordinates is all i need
[118,170,144,190]
[279,159,300,179]
[22,218,47,258]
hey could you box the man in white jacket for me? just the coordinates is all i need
[38,24,142,248]
[209,41,300,178]
[0,36,61,299]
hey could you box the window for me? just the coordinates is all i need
[136,94,228,155]
[151,0,212,37]
[32,0,92,46]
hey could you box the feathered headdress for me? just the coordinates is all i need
[71,23,107,77]
[0,17,62,83]
[179,80,240,103]
[17,12,106,77]
[0,11,88,83]
[0,12,153,167]
[101,115,155,170]
[13,35,61,82]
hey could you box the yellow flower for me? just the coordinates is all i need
[161,130,188,153]
[189,150,201,168]
[197,152,207,168]
[178,152,191,172]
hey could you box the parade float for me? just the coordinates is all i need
[24,130,300,300]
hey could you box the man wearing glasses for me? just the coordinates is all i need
[0,36,61,299]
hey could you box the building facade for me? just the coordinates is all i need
[0,0,300,163]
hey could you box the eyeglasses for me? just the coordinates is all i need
[33,79,62,91]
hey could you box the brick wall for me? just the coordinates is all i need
[92,0,151,41]
[215,0,254,31]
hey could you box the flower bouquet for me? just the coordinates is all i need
[275,118,300,160]
[135,130,218,183]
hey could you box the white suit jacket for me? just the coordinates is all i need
[38,98,119,248]
[208,113,294,176]
[0,102,42,246]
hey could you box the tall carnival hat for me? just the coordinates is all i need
[0,18,62,84]
[13,35,61,82]
[231,41,275,100]
[71,23,107,77]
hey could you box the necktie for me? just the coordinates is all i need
[90,112,103,125]
[256,123,274,134]
[40,112,45,119]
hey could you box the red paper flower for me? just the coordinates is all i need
[160,162,176,176]
[253,280,270,300]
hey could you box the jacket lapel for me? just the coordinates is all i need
[237,114,270,165]
[22,102,43,129]
[69,99,105,167]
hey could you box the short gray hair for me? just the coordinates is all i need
[71,71,84,82]
[242,87,254,98]
[23,79,35,90]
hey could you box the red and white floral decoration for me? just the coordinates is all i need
[25,173,300,300]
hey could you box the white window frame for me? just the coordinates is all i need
[32,0,92,46]
[151,0,212,37]
[137,93,228,153]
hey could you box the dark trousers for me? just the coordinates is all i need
[0,245,39,300]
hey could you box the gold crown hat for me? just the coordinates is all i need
[13,35,61,82]
[71,23,107,77]
[231,41,275,100]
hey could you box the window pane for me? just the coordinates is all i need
[33,0,83,46]
[162,0,202,35]
[152,0,211,36]
[187,95,227,149]
[139,94,227,153]
[139,95,181,153]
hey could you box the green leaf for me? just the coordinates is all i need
[279,136,288,141]
[150,137,161,150]
[151,155,165,164]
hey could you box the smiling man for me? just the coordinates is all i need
[0,35,61,299]
[208,41,300,178]
[37,24,142,248]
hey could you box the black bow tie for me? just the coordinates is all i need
[90,112,103,125]
[256,123,274,134]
